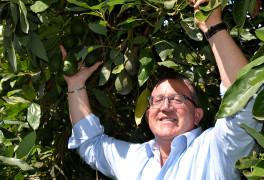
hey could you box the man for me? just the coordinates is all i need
[62,0,263,179]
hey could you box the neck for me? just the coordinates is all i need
[157,139,172,167]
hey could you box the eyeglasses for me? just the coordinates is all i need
[148,94,198,108]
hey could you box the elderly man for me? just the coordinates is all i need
[62,0,263,179]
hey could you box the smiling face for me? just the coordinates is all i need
[146,79,203,144]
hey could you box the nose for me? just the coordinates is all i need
[160,97,171,110]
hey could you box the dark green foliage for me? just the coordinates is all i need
[0,0,264,179]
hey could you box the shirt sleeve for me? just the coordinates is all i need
[213,83,263,165]
[68,114,136,178]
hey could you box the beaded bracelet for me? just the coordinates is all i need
[67,86,86,94]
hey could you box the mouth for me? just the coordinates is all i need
[159,118,176,122]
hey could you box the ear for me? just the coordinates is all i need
[194,108,204,126]
[146,109,150,120]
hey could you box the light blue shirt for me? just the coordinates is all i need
[68,84,263,180]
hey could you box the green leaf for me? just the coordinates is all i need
[14,172,24,180]
[15,131,36,159]
[153,15,165,34]
[0,130,6,144]
[235,157,260,169]
[118,3,135,16]
[253,89,264,120]
[148,0,162,2]
[0,143,9,156]
[181,17,203,41]
[236,56,264,79]
[88,21,107,36]
[233,0,250,26]
[158,60,179,69]
[252,160,264,177]
[240,29,257,41]
[0,102,28,120]
[2,96,30,105]
[78,45,103,60]
[133,36,148,45]
[242,170,261,178]
[4,17,16,37]
[117,18,137,27]
[110,49,124,65]
[249,70,264,86]
[22,85,36,101]
[163,0,176,9]
[152,37,174,61]
[138,57,154,87]
[216,66,264,118]
[2,120,29,128]
[112,64,124,74]
[195,10,212,22]
[251,45,264,61]
[240,123,264,148]
[186,52,199,65]
[19,0,29,34]
[135,88,150,125]
[221,0,229,9]
[0,156,34,171]
[99,60,112,86]
[255,27,264,41]
[28,31,48,61]
[93,89,112,109]
[5,36,17,72]
[89,1,109,12]
[248,0,257,15]
[107,0,125,6]
[198,0,221,12]
[27,103,41,130]
[10,3,18,28]
[30,1,50,13]
[67,0,91,9]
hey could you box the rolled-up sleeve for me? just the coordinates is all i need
[68,114,104,149]
[67,114,137,178]
[214,83,263,164]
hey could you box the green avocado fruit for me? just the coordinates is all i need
[63,54,78,77]
[115,70,132,95]
[49,53,62,72]
[85,50,100,67]
[61,34,79,50]
[56,70,66,87]
[124,49,140,76]
[69,46,83,62]
[70,18,86,36]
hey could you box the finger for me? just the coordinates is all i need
[194,0,209,9]
[88,61,103,74]
[189,0,196,4]
[60,45,67,61]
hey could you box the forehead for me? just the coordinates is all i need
[152,79,192,97]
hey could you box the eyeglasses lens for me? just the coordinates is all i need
[150,95,185,108]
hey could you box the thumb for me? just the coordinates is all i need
[84,61,103,78]
[90,61,103,73]
[60,45,67,61]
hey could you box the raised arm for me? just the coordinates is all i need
[60,45,102,125]
[191,0,248,88]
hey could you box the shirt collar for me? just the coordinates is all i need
[181,126,203,147]
[146,127,202,156]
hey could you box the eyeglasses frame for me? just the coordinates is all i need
[148,94,198,108]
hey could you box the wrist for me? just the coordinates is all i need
[67,83,86,92]
[68,85,87,94]
[204,22,229,40]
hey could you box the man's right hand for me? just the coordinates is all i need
[60,45,102,92]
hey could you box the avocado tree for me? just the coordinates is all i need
[0,0,264,179]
